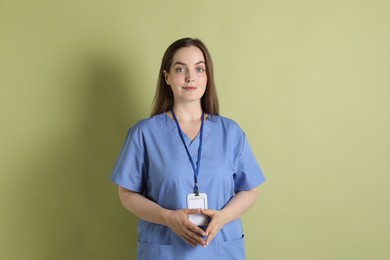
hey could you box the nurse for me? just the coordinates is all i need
[111,38,265,259]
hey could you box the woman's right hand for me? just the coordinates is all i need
[164,209,206,247]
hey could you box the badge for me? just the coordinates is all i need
[187,193,209,226]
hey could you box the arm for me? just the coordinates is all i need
[201,187,259,245]
[118,186,206,247]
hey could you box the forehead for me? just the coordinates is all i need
[172,46,205,64]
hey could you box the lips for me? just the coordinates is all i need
[183,86,197,90]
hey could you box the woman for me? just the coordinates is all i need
[111,38,265,259]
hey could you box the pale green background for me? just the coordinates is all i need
[1,0,389,259]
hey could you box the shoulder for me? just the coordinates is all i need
[126,113,166,141]
[209,115,246,144]
[131,113,165,131]
[211,115,244,134]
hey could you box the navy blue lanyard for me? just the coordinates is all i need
[171,110,205,196]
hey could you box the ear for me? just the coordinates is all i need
[163,70,169,85]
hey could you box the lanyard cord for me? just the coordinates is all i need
[171,110,205,196]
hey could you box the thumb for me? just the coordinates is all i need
[200,209,214,216]
[184,208,201,215]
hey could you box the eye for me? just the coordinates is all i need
[174,67,186,73]
[196,67,205,73]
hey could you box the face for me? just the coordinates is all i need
[164,46,207,104]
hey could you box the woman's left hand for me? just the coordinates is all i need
[200,209,227,246]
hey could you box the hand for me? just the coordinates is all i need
[164,209,206,247]
[201,209,227,246]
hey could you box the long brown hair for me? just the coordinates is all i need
[151,38,219,116]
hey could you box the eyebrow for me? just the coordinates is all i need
[173,61,205,66]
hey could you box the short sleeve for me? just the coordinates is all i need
[110,128,146,192]
[234,135,265,192]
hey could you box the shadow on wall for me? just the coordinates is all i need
[23,50,143,259]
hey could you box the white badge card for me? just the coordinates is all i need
[187,193,209,226]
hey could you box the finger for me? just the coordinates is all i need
[205,224,219,245]
[205,221,220,245]
[181,228,200,246]
[205,231,216,246]
[204,220,216,237]
[182,233,196,247]
[188,223,206,237]
[195,226,206,237]
[184,228,204,246]
[189,228,206,245]
[204,214,218,234]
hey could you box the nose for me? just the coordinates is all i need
[185,69,194,82]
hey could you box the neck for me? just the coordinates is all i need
[172,101,203,121]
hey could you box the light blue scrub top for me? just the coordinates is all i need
[111,113,265,260]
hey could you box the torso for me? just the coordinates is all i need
[111,112,265,259]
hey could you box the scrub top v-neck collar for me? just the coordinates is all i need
[163,112,216,148]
